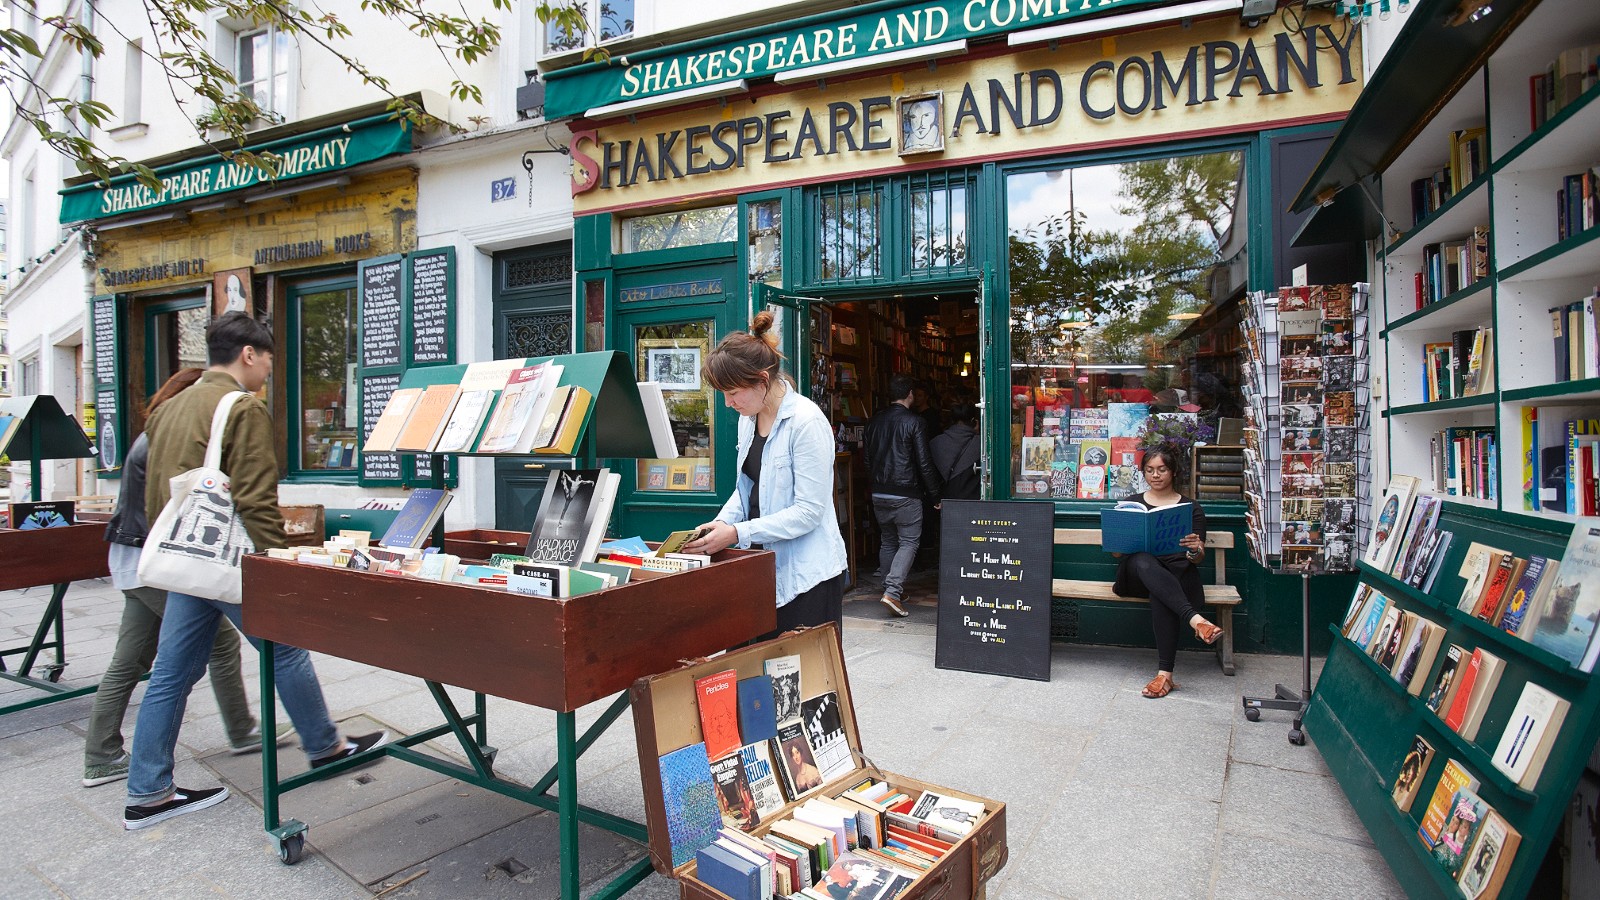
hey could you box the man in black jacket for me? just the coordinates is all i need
[864,374,942,617]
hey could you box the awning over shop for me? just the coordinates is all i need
[59,114,413,224]
[1288,0,1536,216]
[540,0,1170,121]
[1289,179,1385,247]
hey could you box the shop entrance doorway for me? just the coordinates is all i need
[802,291,982,586]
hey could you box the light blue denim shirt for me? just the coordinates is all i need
[714,386,847,606]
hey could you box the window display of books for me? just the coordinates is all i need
[1239,284,1371,573]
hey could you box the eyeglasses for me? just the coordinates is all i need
[1143,466,1171,475]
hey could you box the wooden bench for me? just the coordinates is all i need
[1052,529,1241,675]
[68,495,117,516]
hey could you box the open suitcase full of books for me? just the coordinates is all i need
[631,624,1007,899]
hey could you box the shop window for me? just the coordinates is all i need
[539,0,635,58]
[747,199,782,286]
[907,173,970,272]
[292,282,359,473]
[1005,151,1247,500]
[634,322,713,493]
[817,185,882,282]
[621,205,737,253]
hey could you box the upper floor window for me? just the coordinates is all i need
[237,25,291,120]
[540,0,634,58]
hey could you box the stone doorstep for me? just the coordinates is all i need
[195,713,650,892]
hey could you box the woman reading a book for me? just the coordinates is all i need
[1110,446,1223,699]
[684,311,849,639]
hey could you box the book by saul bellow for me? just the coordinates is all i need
[1099,501,1193,556]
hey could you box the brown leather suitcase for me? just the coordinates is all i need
[631,623,1007,899]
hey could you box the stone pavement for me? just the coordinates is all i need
[0,575,1402,899]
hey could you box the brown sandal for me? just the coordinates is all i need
[1141,673,1177,698]
[1193,620,1223,645]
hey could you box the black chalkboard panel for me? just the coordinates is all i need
[408,250,452,366]
[935,499,1054,681]
[92,297,117,385]
[360,372,403,481]
[360,257,403,369]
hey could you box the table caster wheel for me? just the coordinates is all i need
[1244,707,1260,722]
[278,833,305,865]
[46,666,65,683]
[1288,729,1306,746]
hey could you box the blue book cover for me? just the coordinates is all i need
[598,535,652,556]
[658,742,722,868]
[379,488,451,548]
[1099,502,1191,556]
[737,675,778,745]
[695,841,761,900]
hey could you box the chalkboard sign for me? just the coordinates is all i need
[360,372,403,481]
[95,387,120,470]
[360,257,403,368]
[92,297,118,384]
[408,249,452,366]
[935,499,1054,681]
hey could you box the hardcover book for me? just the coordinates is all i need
[1391,735,1435,813]
[526,468,613,567]
[393,383,460,452]
[1418,759,1480,849]
[801,691,854,784]
[1456,809,1521,900]
[8,500,75,530]
[1099,501,1192,556]
[363,387,422,452]
[1530,517,1600,669]
[763,654,803,726]
[378,489,452,549]
[737,675,779,746]
[1491,681,1570,790]
[658,742,723,868]
[695,669,742,763]
[694,839,761,900]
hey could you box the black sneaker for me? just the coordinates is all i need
[123,785,229,830]
[310,731,390,769]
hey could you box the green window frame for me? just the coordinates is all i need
[287,275,361,481]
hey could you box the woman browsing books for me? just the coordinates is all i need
[683,312,849,639]
[1109,446,1223,699]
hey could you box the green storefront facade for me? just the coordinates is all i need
[549,3,1371,654]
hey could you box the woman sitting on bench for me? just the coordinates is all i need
[1109,446,1224,699]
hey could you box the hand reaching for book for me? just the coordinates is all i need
[684,521,736,555]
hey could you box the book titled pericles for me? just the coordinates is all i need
[1491,681,1570,790]
[695,669,742,763]
[1099,501,1192,555]
[526,467,611,567]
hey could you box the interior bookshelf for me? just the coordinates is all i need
[1373,0,1600,522]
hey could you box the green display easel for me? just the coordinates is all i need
[0,395,112,714]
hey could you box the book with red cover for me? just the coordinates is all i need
[1473,554,1518,622]
[1444,649,1485,733]
[695,669,742,762]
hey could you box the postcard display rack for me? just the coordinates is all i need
[1238,285,1374,742]
[0,395,113,715]
[632,624,1008,899]
[240,351,781,898]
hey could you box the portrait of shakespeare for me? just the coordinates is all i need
[898,92,944,155]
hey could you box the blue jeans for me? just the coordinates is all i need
[127,592,344,805]
[873,496,923,602]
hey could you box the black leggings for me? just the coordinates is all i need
[1125,553,1199,672]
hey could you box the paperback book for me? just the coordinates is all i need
[526,468,615,567]
[775,721,824,799]
[695,669,742,763]
[1490,681,1570,790]
[1531,517,1600,670]
[1098,501,1192,556]
[801,691,854,784]
[658,742,722,868]
[8,500,74,530]
[764,654,803,726]
[1391,735,1435,813]
[1418,759,1479,849]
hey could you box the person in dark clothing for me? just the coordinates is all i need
[864,374,942,617]
[1109,446,1223,698]
[929,404,981,501]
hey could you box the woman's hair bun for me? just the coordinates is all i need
[749,310,778,349]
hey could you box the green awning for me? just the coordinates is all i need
[1290,180,1385,247]
[1289,0,1537,214]
[60,114,414,223]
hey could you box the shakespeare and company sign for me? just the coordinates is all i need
[569,13,1361,214]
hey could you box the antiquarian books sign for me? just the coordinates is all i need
[936,499,1054,681]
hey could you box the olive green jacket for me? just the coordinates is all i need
[144,370,286,552]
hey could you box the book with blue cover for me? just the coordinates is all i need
[695,841,761,900]
[737,675,778,745]
[1099,501,1192,556]
[378,489,452,549]
[658,742,723,868]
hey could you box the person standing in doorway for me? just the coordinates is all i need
[864,374,942,617]
[123,312,387,830]
[930,403,981,502]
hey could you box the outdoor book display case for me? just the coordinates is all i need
[632,624,1008,899]
[239,351,779,898]
[0,395,112,716]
